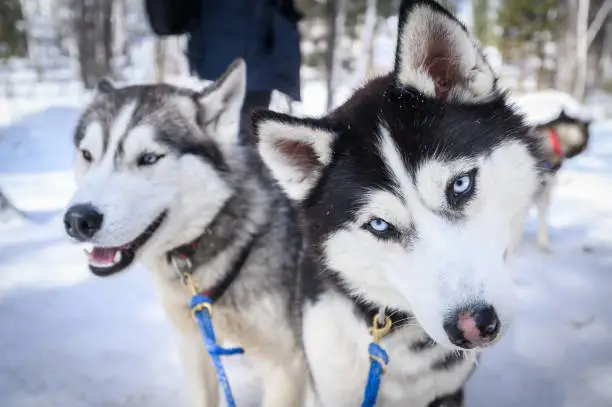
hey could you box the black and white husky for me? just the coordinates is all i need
[254,1,544,406]
[62,61,307,407]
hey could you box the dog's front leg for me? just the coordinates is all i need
[536,176,556,253]
[259,353,307,407]
[160,293,219,407]
[178,331,220,407]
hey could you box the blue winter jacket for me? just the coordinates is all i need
[145,0,302,101]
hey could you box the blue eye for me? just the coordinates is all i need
[138,153,165,166]
[368,218,389,232]
[452,175,471,195]
[447,169,478,208]
[364,217,399,240]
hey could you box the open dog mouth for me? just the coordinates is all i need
[84,211,167,276]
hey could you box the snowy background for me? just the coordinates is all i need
[2,0,612,405]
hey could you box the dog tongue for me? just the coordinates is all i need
[90,248,118,264]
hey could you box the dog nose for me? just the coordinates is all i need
[443,304,500,349]
[63,204,104,241]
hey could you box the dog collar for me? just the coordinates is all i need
[548,128,563,157]
[167,230,263,302]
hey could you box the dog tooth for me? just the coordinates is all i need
[114,251,122,263]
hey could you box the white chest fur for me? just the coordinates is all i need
[303,294,476,407]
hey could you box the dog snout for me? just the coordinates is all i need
[443,304,500,349]
[64,204,104,241]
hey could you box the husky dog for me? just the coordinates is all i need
[529,110,591,251]
[253,1,544,406]
[62,60,307,407]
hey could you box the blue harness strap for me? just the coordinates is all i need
[361,314,392,407]
[190,293,244,407]
[361,343,389,407]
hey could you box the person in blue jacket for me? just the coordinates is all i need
[145,0,303,144]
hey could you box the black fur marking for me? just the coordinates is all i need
[156,129,230,173]
[281,71,542,326]
[96,77,115,94]
[293,74,540,270]
[431,351,465,371]
[73,82,232,172]
[427,388,464,407]
[410,336,437,352]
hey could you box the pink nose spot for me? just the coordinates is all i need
[458,312,481,343]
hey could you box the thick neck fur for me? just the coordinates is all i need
[141,145,281,294]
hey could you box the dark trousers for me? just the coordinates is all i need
[239,91,272,145]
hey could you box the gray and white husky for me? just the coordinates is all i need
[253,1,545,406]
[62,60,307,407]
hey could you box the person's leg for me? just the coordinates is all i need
[240,91,272,145]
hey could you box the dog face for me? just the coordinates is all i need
[254,0,543,349]
[64,60,246,276]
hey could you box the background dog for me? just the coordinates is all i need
[522,103,592,252]
[63,60,307,407]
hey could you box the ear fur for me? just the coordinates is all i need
[96,77,116,95]
[196,58,247,132]
[394,0,498,102]
[253,110,336,202]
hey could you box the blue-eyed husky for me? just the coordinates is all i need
[253,1,545,406]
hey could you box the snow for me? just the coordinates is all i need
[1,86,612,407]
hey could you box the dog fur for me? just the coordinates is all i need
[253,1,546,406]
[63,60,308,407]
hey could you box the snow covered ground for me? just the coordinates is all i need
[1,89,611,407]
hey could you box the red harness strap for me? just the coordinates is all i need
[548,128,563,157]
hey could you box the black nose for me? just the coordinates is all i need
[443,304,501,349]
[63,204,103,241]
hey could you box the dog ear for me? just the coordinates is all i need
[394,0,497,102]
[253,111,336,202]
[96,77,115,94]
[196,58,246,134]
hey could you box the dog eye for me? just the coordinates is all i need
[138,153,165,166]
[453,175,471,195]
[81,149,93,163]
[447,169,477,207]
[363,217,399,240]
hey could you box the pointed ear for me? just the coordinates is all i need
[96,77,115,94]
[196,58,246,132]
[253,111,336,202]
[394,0,497,102]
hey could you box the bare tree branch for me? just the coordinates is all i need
[587,0,612,47]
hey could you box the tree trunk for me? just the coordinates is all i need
[154,38,166,82]
[101,0,114,79]
[573,0,590,101]
[74,0,115,89]
[599,20,612,87]
[356,0,378,84]
[325,0,347,111]
[113,0,128,58]
[573,0,612,100]
[556,0,578,93]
